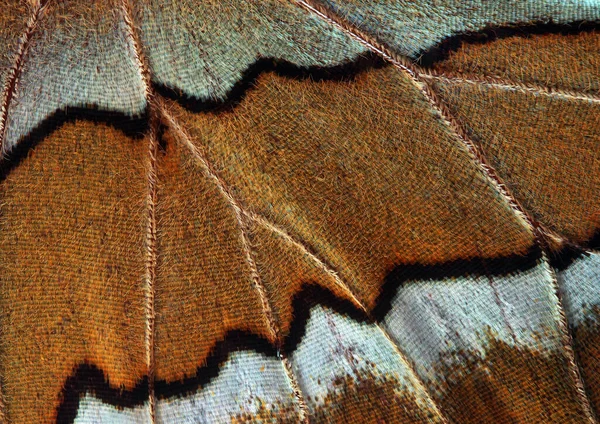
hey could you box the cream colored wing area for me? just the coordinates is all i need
[155,352,300,423]
[3,0,147,151]
[382,258,592,423]
[133,0,367,101]
[0,0,34,141]
[75,399,149,424]
[73,312,441,424]
[73,352,298,423]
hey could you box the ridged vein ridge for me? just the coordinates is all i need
[290,0,598,419]
[157,98,310,422]
[122,0,157,421]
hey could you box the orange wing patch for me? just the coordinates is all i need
[0,119,149,423]
[161,65,535,311]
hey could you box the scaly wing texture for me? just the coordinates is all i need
[0,0,597,423]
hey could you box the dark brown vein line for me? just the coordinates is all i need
[294,1,599,420]
[0,0,50,156]
[122,0,157,421]
[157,99,310,423]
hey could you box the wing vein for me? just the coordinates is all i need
[545,253,599,423]
[0,2,52,418]
[0,0,51,155]
[251,210,454,422]
[292,1,599,421]
[292,0,576,249]
[422,73,600,104]
[157,98,310,423]
[121,1,157,421]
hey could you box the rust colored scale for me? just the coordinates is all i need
[431,30,600,95]
[152,127,275,383]
[429,79,600,247]
[0,120,150,423]
[310,372,438,424]
[433,337,594,424]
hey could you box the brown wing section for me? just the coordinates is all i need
[160,65,534,311]
[435,337,591,423]
[246,217,361,339]
[430,79,600,245]
[431,30,600,94]
[0,0,597,421]
[154,126,275,381]
[0,120,149,423]
[427,30,600,247]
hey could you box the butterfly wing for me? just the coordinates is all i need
[0,0,598,423]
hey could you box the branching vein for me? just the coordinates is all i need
[157,99,310,422]
[292,1,598,421]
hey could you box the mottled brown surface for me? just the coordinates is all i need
[435,337,590,423]
[573,307,600,414]
[154,128,273,382]
[310,372,436,424]
[431,79,600,244]
[161,65,534,310]
[0,121,149,423]
[432,31,600,93]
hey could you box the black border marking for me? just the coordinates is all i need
[0,53,385,184]
[154,52,386,113]
[0,25,596,421]
[372,245,543,321]
[56,364,149,424]
[0,107,149,184]
[587,230,600,251]
[54,250,544,422]
[416,20,599,67]
[549,245,594,272]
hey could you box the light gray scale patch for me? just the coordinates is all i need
[290,305,435,411]
[156,351,298,423]
[556,252,600,328]
[75,398,149,424]
[4,2,147,151]
[75,351,298,423]
[382,260,564,381]
[135,0,366,101]
[316,0,600,58]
